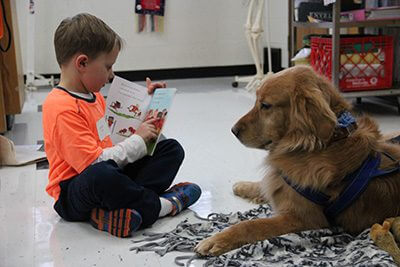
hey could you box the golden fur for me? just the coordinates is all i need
[195,65,400,256]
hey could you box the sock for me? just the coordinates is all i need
[158,197,173,217]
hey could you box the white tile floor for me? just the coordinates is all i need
[1,77,400,267]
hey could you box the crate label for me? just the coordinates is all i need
[346,78,371,87]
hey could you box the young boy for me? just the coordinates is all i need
[42,13,201,237]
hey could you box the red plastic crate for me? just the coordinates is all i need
[310,35,393,92]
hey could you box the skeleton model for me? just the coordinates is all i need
[233,0,273,92]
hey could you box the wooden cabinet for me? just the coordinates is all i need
[0,73,6,131]
[0,0,25,133]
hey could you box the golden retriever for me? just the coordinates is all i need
[195,65,400,256]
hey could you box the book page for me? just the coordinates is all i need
[105,76,152,144]
[145,88,177,155]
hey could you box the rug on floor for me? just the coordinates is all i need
[130,205,395,266]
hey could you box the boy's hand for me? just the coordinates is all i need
[136,118,158,143]
[146,77,166,94]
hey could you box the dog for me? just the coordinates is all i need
[195,65,400,256]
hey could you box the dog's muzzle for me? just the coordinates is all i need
[231,125,240,139]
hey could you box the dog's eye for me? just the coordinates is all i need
[261,102,272,110]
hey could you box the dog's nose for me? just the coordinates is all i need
[231,125,240,138]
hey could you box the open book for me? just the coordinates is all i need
[104,76,176,155]
[0,135,47,166]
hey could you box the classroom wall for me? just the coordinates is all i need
[16,0,289,75]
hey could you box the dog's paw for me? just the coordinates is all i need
[233,181,268,204]
[232,181,257,198]
[195,234,234,256]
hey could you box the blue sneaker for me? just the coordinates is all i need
[161,182,202,216]
[90,208,142,237]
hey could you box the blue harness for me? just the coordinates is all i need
[282,111,400,223]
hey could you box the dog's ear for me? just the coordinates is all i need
[285,86,337,151]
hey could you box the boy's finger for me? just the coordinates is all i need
[146,77,152,87]
[146,78,154,94]
[155,82,166,88]
[144,118,157,124]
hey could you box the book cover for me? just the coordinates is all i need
[105,76,176,155]
[144,87,176,155]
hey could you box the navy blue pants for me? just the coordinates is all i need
[54,139,184,227]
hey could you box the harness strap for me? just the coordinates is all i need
[282,152,400,223]
[324,154,380,220]
[281,175,330,206]
[326,153,400,220]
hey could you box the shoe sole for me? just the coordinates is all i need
[90,208,141,237]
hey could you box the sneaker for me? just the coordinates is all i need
[161,182,202,216]
[90,208,142,237]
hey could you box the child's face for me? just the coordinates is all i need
[81,43,120,93]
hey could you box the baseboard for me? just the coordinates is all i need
[115,65,257,81]
[28,62,283,82]
[32,65,257,82]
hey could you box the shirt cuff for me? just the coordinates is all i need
[129,134,147,159]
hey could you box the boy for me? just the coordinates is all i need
[42,13,201,237]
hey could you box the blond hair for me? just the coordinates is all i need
[54,13,122,66]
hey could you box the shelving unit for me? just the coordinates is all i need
[0,0,25,133]
[288,0,400,113]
